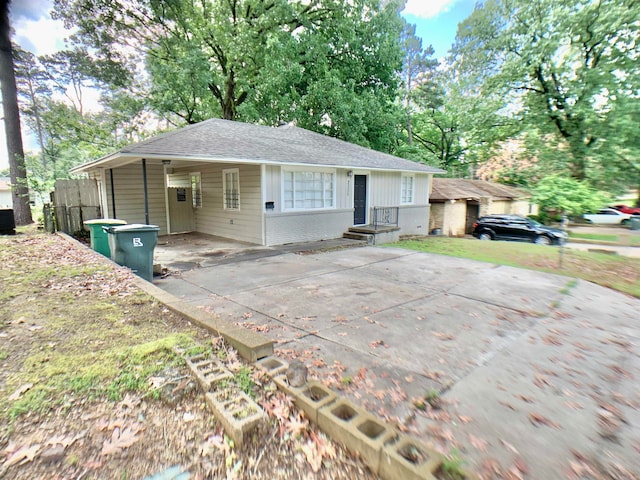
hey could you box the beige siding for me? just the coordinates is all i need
[442,201,468,237]
[430,203,445,232]
[193,163,263,244]
[264,165,282,212]
[265,209,352,246]
[368,172,431,207]
[105,162,168,234]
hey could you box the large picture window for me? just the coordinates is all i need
[223,168,240,210]
[401,174,414,204]
[284,170,335,210]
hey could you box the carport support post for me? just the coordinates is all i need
[142,158,150,225]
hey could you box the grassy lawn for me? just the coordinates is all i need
[389,237,640,298]
[568,232,619,242]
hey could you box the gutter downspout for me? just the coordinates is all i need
[110,169,116,218]
[142,159,150,224]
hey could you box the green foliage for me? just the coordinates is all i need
[532,175,610,215]
[441,449,466,480]
[449,0,640,190]
[53,0,406,153]
[233,367,256,399]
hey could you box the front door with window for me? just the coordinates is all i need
[353,174,367,225]
[167,186,195,233]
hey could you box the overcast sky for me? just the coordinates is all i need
[1,0,475,170]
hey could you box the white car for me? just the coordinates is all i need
[583,208,634,225]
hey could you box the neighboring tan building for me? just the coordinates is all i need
[429,178,537,236]
[71,118,445,246]
[0,177,12,209]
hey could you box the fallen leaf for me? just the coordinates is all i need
[528,412,561,429]
[301,440,323,472]
[3,444,41,467]
[7,383,33,401]
[101,425,143,456]
[469,433,488,451]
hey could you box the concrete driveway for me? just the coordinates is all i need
[154,242,640,479]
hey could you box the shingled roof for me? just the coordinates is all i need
[430,178,530,201]
[73,118,445,174]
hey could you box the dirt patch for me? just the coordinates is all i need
[0,229,378,479]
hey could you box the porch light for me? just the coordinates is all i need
[347,170,353,177]
[162,160,171,165]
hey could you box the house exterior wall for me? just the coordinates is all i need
[265,209,353,245]
[96,160,436,247]
[103,162,168,234]
[442,200,468,237]
[429,203,445,233]
[185,163,263,245]
[397,205,429,235]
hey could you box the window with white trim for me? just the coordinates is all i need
[401,174,414,204]
[283,170,334,210]
[223,168,240,210]
[191,173,202,208]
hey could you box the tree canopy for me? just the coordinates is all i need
[52,0,406,152]
[449,0,640,194]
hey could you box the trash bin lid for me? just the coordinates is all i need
[84,218,127,226]
[107,223,160,232]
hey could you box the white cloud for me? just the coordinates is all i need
[402,0,458,19]
[13,15,72,56]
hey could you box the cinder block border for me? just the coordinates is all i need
[379,434,442,480]
[205,387,267,447]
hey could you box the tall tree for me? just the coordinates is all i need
[53,0,405,152]
[450,0,640,188]
[399,21,438,145]
[0,0,32,225]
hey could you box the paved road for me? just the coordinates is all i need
[154,245,640,479]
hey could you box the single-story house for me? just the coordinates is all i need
[71,119,445,246]
[429,178,537,236]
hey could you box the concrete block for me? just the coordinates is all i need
[294,381,338,424]
[255,356,289,377]
[273,373,304,398]
[317,398,395,474]
[379,434,442,480]
[185,355,233,391]
[317,398,362,453]
[205,387,266,447]
[351,414,398,474]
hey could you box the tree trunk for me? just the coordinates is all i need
[0,0,32,225]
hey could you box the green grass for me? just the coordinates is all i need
[388,237,640,298]
[568,232,619,242]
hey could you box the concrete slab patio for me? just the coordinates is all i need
[153,239,640,479]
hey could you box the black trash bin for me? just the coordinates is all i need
[0,209,16,235]
[103,224,159,282]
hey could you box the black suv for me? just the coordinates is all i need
[472,214,567,246]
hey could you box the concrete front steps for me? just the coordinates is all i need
[343,225,401,245]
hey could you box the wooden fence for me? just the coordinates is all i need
[45,179,101,234]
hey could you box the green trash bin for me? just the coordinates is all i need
[84,219,127,257]
[103,224,160,282]
[631,216,640,231]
